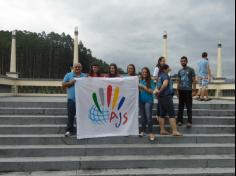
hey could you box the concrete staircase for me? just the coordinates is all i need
[0,97,235,176]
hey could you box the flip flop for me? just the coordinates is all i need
[172,132,183,137]
[194,97,200,100]
[204,98,212,101]
[160,131,170,135]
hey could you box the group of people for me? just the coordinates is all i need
[62,52,212,141]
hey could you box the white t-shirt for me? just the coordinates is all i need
[153,67,159,78]
[153,67,171,79]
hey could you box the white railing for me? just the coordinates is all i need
[0,75,235,99]
[0,75,66,97]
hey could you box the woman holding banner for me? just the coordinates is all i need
[127,64,137,76]
[88,63,102,77]
[108,63,120,78]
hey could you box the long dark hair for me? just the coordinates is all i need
[89,63,101,77]
[156,56,165,68]
[127,64,136,76]
[108,63,119,77]
[141,67,151,88]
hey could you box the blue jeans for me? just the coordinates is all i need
[139,102,153,133]
[66,99,76,133]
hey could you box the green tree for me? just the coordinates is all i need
[0,30,124,78]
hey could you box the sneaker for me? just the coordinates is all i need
[65,131,72,137]
[187,123,192,128]
[139,132,144,137]
[177,122,183,126]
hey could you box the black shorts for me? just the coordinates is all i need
[158,95,176,118]
[157,102,160,116]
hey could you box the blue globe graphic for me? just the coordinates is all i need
[89,105,109,125]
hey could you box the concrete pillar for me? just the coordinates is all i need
[215,40,225,98]
[7,30,18,78]
[217,40,222,78]
[6,30,18,96]
[73,27,79,64]
[163,31,168,63]
[10,30,16,73]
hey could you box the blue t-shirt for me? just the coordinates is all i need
[157,72,174,96]
[63,72,86,102]
[178,67,196,91]
[139,79,155,103]
[198,59,209,78]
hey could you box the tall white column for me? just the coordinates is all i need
[73,27,79,64]
[215,40,224,98]
[216,40,222,78]
[7,30,18,79]
[10,30,16,73]
[6,30,18,96]
[163,31,168,63]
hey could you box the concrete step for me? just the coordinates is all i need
[0,124,234,135]
[0,98,234,174]
[0,101,234,110]
[0,144,234,158]
[0,107,235,116]
[1,168,234,176]
[0,102,67,108]
[53,168,236,176]
[0,155,234,172]
[0,115,67,125]
[0,115,234,125]
[0,134,234,145]
[0,107,67,115]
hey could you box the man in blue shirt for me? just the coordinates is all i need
[177,56,196,128]
[196,52,212,101]
[62,63,86,137]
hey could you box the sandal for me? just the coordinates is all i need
[194,96,200,100]
[172,131,183,137]
[204,98,212,101]
[160,131,170,135]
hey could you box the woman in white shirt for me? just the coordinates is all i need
[153,57,166,82]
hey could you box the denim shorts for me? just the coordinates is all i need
[199,78,209,88]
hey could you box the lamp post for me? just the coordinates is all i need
[163,31,168,63]
[215,40,225,98]
[73,27,79,64]
[217,40,222,78]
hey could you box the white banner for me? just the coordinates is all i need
[75,77,139,139]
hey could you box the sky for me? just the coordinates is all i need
[0,0,235,78]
